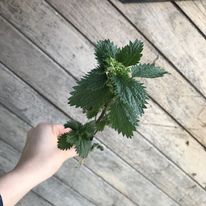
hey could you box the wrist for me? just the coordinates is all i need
[0,165,49,206]
[0,167,39,206]
[14,160,50,186]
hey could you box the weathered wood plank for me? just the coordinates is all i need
[0,12,206,206]
[109,0,206,98]
[0,138,95,206]
[0,153,52,206]
[0,154,53,206]
[0,0,95,78]
[45,0,206,187]
[0,76,137,206]
[0,9,86,124]
[2,0,204,204]
[0,1,206,204]
[176,0,206,35]
[1,0,206,150]
[0,68,138,205]
[0,60,180,206]
[1,0,205,154]
[17,193,52,206]
[45,0,206,148]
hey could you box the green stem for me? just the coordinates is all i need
[96,105,108,123]
[93,104,109,135]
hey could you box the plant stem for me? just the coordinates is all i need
[93,104,109,135]
[96,104,108,123]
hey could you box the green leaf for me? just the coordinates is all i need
[95,39,119,67]
[57,133,73,150]
[64,120,82,130]
[75,137,92,158]
[83,121,96,138]
[58,121,96,158]
[108,99,137,137]
[111,76,148,118]
[107,75,148,137]
[59,39,168,157]
[73,67,107,91]
[58,130,92,158]
[116,40,143,67]
[131,63,168,78]
[86,107,99,119]
[69,68,113,118]
[91,143,104,151]
[96,116,109,132]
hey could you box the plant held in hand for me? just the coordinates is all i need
[58,39,168,158]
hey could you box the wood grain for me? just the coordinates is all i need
[176,0,206,35]
[17,193,52,206]
[1,0,206,205]
[0,11,206,206]
[0,152,52,206]
[0,66,137,205]
[0,0,95,78]
[0,59,180,205]
[109,0,206,98]
[1,0,206,148]
[44,0,206,148]
[0,138,94,206]
[8,0,206,202]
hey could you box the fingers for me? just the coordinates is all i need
[52,124,71,137]
[63,128,71,134]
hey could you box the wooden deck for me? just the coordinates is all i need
[0,0,206,205]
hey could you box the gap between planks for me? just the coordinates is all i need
[1,1,206,204]
[0,3,205,204]
[107,0,206,102]
[0,17,187,205]
[44,0,206,152]
[0,15,203,206]
[0,138,96,206]
[42,0,206,185]
[171,1,206,41]
[0,64,141,206]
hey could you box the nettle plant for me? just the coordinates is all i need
[58,39,168,158]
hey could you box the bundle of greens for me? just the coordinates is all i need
[58,39,168,158]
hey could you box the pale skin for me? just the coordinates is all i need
[0,123,77,206]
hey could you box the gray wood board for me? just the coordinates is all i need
[0,58,178,205]
[0,67,137,205]
[176,0,206,36]
[1,0,205,155]
[0,12,206,206]
[1,1,205,205]
[0,151,53,206]
[109,0,206,99]
[44,0,206,149]
[44,0,206,190]
[0,0,206,150]
[0,138,95,206]
[43,0,206,148]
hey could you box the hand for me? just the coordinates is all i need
[0,123,77,206]
[16,123,77,179]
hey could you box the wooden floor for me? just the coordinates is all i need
[0,0,206,205]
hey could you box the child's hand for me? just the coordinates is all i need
[0,123,77,206]
[16,123,77,180]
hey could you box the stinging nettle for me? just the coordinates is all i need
[58,39,168,158]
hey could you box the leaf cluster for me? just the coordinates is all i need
[58,120,103,158]
[58,39,168,158]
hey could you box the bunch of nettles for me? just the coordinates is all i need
[58,39,168,158]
